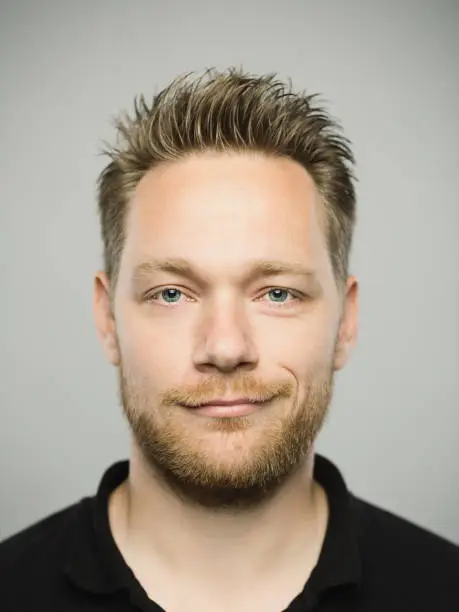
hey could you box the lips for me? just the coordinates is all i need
[184,397,270,418]
[198,398,256,407]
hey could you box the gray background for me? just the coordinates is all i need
[1,0,458,544]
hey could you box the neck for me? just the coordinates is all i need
[108,443,329,594]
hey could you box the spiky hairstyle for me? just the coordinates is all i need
[97,68,356,292]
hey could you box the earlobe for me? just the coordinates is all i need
[333,342,349,371]
[105,335,121,366]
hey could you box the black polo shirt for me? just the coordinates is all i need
[1,454,458,611]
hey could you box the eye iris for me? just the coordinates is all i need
[162,288,181,303]
[269,289,288,302]
[159,289,289,304]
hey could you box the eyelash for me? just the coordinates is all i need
[145,286,305,308]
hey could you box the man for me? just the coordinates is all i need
[1,68,458,611]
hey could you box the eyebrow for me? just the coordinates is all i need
[131,257,318,287]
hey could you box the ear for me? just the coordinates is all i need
[93,271,120,366]
[333,276,359,371]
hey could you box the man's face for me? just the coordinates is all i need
[95,152,358,508]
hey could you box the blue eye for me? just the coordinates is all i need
[157,288,183,303]
[146,287,301,307]
[267,288,290,303]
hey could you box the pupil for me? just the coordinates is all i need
[161,289,287,303]
[270,289,286,301]
[164,289,180,302]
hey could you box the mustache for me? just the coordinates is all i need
[158,375,294,407]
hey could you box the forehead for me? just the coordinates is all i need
[121,152,330,277]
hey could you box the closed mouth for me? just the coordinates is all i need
[183,397,271,409]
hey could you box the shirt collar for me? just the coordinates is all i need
[62,460,131,595]
[62,454,362,598]
[307,455,362,593]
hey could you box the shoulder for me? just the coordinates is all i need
[0,499,91,603]
[352,494,459,562]
[0,500,87,562]
[351,494,459,604]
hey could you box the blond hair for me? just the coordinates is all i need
[97,68,356,293]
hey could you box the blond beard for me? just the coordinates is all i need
[118,364,334,510]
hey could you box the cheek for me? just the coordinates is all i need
[258,306,337,369]
[117,305,191,379]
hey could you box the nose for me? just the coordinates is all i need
[193,298,258,373]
